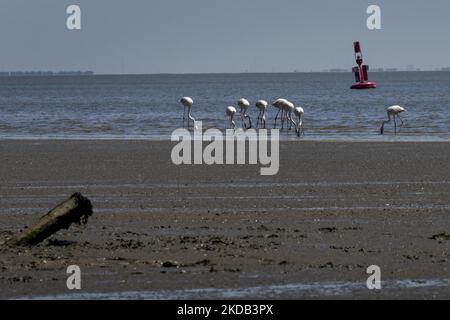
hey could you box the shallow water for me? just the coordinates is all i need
[19,278,450,300]
[0,72,449,141]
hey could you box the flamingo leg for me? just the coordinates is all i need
[186,109,190,129]
[394,116,397,135]
[284,111,288,131]
[274,109,281,128]
[397,115,405,128]
[284,111,288,130]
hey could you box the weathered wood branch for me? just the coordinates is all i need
[7,192,93,246]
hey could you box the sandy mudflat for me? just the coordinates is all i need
[0,140,449,299]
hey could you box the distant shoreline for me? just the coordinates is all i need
[1,70,450,77]
[0,71,94,77]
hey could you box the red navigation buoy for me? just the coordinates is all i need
[350,41,377,89]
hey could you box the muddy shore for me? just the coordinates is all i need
[0,140,449,299]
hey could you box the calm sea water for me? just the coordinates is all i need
[0,72,449,141]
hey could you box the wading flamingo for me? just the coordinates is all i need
[281,100,296,131]
[255,100,268,128]
[238,98,252,129]
[180,97,196,128]
[293,106,305,137]
[271,98,289,128]
[380,105,406,135]
[226,106,237,129]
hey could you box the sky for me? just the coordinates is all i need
[0,0,449,74]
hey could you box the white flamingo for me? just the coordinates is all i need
[255,100,268,128]
[281,100,296,131]
[226,106,237,129]
[238,98,252,129]
[293,106,305,137]
[180,97,196,128]
[271,98,289,128]
[380,105,406,135]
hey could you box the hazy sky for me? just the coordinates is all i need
[0,0,449,74]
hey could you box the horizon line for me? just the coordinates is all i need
[2,70,450,77]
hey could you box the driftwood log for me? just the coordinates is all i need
[7,192,93,246]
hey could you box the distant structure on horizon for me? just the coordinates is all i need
[0,71,94,77]
[328,69,347,73]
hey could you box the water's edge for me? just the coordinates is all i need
[18,278,450,300]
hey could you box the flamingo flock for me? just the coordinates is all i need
[179,97,406,137]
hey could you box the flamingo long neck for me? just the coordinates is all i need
[230,114,236,129]
[380,115,392,134]
[293,114,302,136]
[188,107,195,122]
[288,111,296,126]
[297,114,303,128]
[245,114,252,129]
[383,113,392,126]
